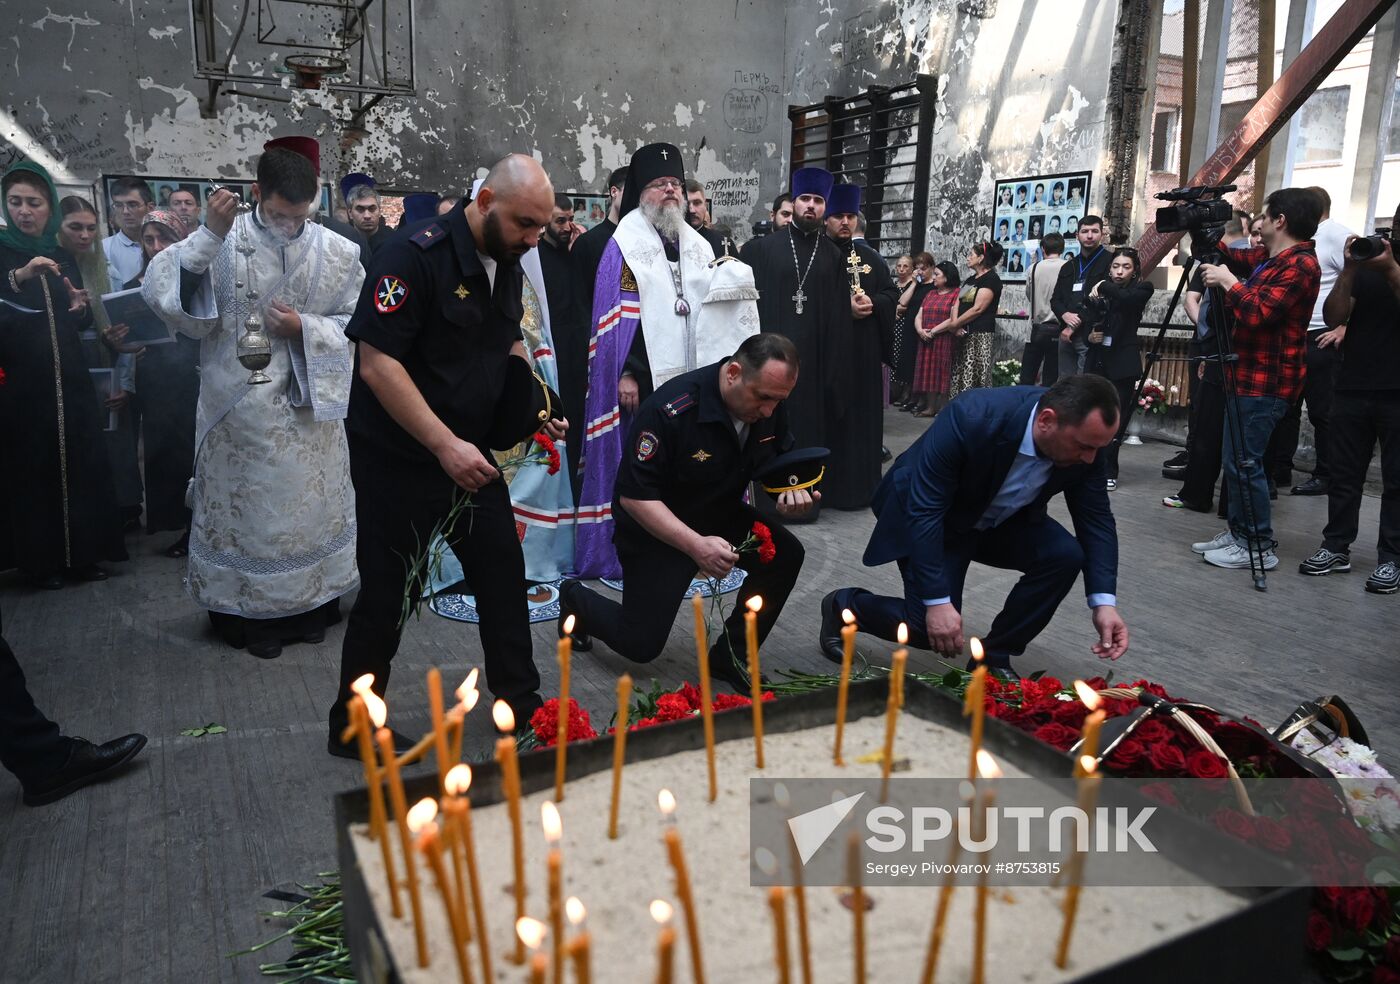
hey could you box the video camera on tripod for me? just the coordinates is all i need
[1154,184,1237,258]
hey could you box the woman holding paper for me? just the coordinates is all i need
[0,160,127,589]
[122,210,200,557]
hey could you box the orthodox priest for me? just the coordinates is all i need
[824,182,894,508]
[575,143,760,579]
[739,167,855,500]
[144,137,365,660]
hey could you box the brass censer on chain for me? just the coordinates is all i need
[211,184,273,385]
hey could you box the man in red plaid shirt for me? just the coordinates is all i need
[1194,188,1322,571]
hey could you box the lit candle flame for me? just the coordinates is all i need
[350,673,375,696]
[975,749,1002,780]
[1079,755,1098,776]
[657,788,677,817]
[364,690,387,729]
[455,668,480,706]
[563,614,577,636]
[444,763,472,796]
[516,916,548,950]
[970,637,984,663]
[746,595,763,614]
[493,699,516,733]
[566,896,586,927]
[649,899,674,925]
[1073,680,1102,711]
[842,608,856,626]
[406,796,438,834]
[897,622,909,645]
[541,800,563,844]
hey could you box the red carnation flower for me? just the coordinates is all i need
[1146,742,1186,775]
[748,522,776,564]
[533,433,562,476]
[529,697,597,746]
[677,682,703,711]
[629,716,660,731]
[1185,749,1228,779]
[655,693,694,723]
[1304,911,1333,951]
[712,692,753,711]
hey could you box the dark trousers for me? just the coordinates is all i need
[1323,391,1400,563]
[0,632,70,787]
[839,512,1085,670]
[1269,335,1338,481]
[1019,327,1060,387]
[1179,374,1225,508]
[568,506,804,672]
[330,442,540,735]
[1104,376,1137,480]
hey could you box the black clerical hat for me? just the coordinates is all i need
[827,183,862,216]
[488,357,562,450]
[755,447,830,497]
[619,143,685,218]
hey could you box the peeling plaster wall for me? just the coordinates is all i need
[2,0,788,235]
[785,0,1122,335]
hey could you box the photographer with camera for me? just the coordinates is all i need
[1194,188,1322,572]
[1297,206,1400,594]
[1082,247,1154,490]
[1051,215,1112,378]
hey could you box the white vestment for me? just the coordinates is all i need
[143,216,365,618]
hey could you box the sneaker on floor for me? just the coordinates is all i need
[1191,529,1235,555]
[1298,547,1351,576]
[1203,541,1279,570]
[1162,450,1189,469]
[1106,479,1118,491]
[1291,477,1329,496]
[1366,561,1399,594]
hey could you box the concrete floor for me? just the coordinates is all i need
[2,406,1395,982]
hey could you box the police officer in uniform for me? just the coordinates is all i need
[560,334,817,690]
[328,155,565,754]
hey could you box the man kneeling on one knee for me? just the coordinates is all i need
[561,334,814,689]
[821,374,1130,677]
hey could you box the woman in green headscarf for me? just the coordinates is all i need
[0,160,127,588]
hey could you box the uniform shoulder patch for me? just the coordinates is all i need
[620,262,638,292]
[375,275,409,313]
[662,391,696,418]
[636,430,660,462]
[410,223,447,249]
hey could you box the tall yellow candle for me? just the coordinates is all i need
[449,668,480,768]
[517,918,548,984]
[445,767,492,984]
[650,900,676,984]
[972,750,1002,984]
[692,593,718,801]
[566,897,592,984]
[880,625,909,803]
[608,673,633,839]
[659,789,705,984]
[1073,681,1106,775]
[493,700,528,963]
[428,667,453,792]
[409,801,474,984]
[1056,757,1102,969]
[787,836,813,984]
[376,727,429,967]
[349,687,401,919]
[918,783,974,984]
[542,801,565,984]
[964,638,987,781]
[768,887,792,984]
[848,832,866,984]
[834,608,857,766]
[555,616,575,802]
[746,595,765,769]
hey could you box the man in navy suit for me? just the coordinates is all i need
[819,375,1130,676]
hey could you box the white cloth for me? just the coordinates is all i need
[1310,218,1353,331]
[102,231,143,288]
[142,216,365,618]
[611,209,725,387]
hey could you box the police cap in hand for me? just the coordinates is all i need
[755,447,829,498]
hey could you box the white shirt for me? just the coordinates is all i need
[102,231,144,288]
[477,251,497,292]
[1310,218,1354,331]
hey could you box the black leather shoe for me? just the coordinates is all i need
[302,629,326,644]
[818,590,846,663]
[1291,477,1329,496]
[23,733,147,806]
[67,565,109,582]
[327,727,416,760]
[881,445,893,463]
[986,666,1021,684]
[247,639,283,660]
[32,574,64,591]
[1162,450,1189,469]
[558,580,593,651]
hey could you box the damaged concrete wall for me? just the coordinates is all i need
[784,0,1122,325]
[2,0,789,233]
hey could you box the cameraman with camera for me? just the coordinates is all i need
[1195,188,1322,572]
[1083,247,1154,491]
[1298,206,1400,594]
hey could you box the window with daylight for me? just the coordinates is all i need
[1388,78,1400,157]
[1150,110,1179,172]
[1296,86,1351,165]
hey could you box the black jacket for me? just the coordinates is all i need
[1084,279,1153,381]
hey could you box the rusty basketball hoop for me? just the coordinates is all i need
[283,53,348,89]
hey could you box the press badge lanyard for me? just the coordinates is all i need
[1072,247,1104,292]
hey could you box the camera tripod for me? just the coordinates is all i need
[1127,245,1271,591]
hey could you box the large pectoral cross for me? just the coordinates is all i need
[792,287,807,315]
[847,249,871,296]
